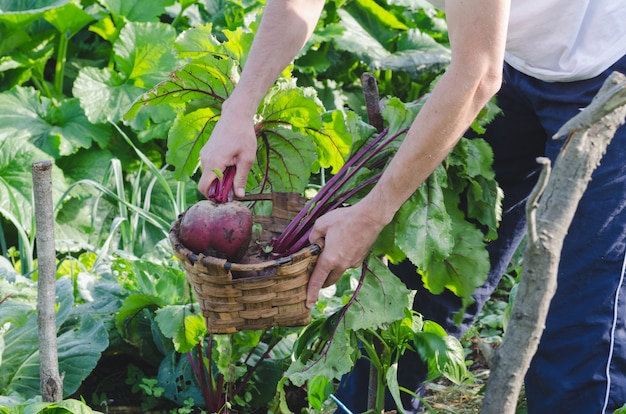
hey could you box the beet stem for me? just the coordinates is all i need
[272,126,407,255]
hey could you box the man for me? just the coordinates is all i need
[198,0,626,412]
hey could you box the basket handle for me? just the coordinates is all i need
[236,193,273,201]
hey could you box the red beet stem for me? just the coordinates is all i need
[208,166,236,203]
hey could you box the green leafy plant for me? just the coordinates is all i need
[0,398,102,414]
[294,0,450,110]
[123,10,500,410]
[0,1,503,412]
[0,0,186,268]
[0,273,110,406]
[127,21,500,308]
[280,257,467,413]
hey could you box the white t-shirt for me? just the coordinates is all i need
[427,0,626,82]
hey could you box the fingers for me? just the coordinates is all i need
[233,157,254,199]
[197,118,257,198]
[198,168,218,198]
[308,220,325,247]
[305,206,378,308]
[306,258,345,308]
[306,215,341,307]
[306,227,350,308]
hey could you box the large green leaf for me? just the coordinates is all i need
[113,257,190,353]
[126,54,236,120]
[313,109,354,174]
[416,321,468,384]
[333,5,449,77]
[344,0,409,45]
[6,315,109,398]
[173,23,255,63]
[334,9,389,62]
[449,137,495,181]
[253,125,317,193]
[392,165,454,270]
[129,258,188,301]
[0,86,111,157]
[466,174,502,240]
[74,21,181,124]
[155,305,206,354]
[287,257,412,386]
[285,326,356,387]
[0,278,108,398]
[0,0,70,26]
[157,349,205,406]
[382,29,450,77]
[8,399,101,413]
[253,83,351,192]
[73,66,144,124]
[421,194,490,314]
[127,52,234,177]
[99,0,175,22]
[113,21,180,87]
[55,315,109,396]
[342,257,412,331]
[448,138,501,238]
[0,135,68,230]
[166,106,218,179]
[43,1,94,37]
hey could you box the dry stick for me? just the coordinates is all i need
[33,160,63,402]
[481,71,626,414]
[361,72,384,133]
[361,71,384,411]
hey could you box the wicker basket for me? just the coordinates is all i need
[169,192,322,334]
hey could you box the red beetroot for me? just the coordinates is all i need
[179,199,253,262]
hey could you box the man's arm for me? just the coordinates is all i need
[198,0,326,197]
[306,0,511,306]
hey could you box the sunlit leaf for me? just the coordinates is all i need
[417,321,468,384]
[342,257,412,331]
[0,86,110,157]
[126,54,236,120]
[0,0,70,26]
[99,0,175,22]
[333,5,449,77]
[43,1,94,36]
[0,278,108,398]
[73,66,144,124]
[286,327,356,386]
[166,106,218,179]
[75,22,181,124]
[421,200,490,313]
[155,305,206,353]
[253,125,316,193]
[0,135,68,229]
[393,165,454,270]
[114,21,180,87]
[174,23,233,60]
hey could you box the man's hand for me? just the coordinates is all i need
[306,200,389,308]
[197,107,258,198]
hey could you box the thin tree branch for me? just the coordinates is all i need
[481,71,626,414]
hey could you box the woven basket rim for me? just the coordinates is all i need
[169,218,322,273]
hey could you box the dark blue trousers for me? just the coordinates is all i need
[335,56,626,413]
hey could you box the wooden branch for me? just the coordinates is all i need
[361,72,384,133]
[481,71,626,414]
[33,160,63,402]
[525,157,550,245]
